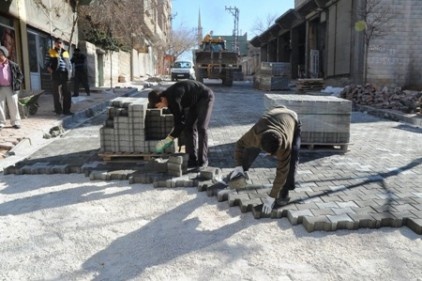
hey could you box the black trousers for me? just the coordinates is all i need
[73,70,90,96]
[184,88,214,166]
[52,72,71,114]
[241,121,302,199]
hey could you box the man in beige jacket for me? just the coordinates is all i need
[228,106,301,214]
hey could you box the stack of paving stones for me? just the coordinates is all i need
[264,94,352,152]
[254,62,290,91]
[100,97,178,154]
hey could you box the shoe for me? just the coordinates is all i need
[275,196,290,207]
[12,125,21,129]
[187,159,198,168]
[87,93,90,96]
[63,112,74,116]
[198,161,208,170]
[72,94,79,97]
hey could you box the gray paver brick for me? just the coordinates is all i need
[303,216,332,232]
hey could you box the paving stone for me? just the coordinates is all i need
[217,189,232,202]
[287,209,314,225]
[327,214,357,230]
[310,208,335,217]
[228,193,250,207]
[303,216,332,232]
[348,213,378,228]
[108,170,136,180]
[90,171,110,181]
[405,218,422,234]
[205,182,228,197]
[239,198,263,213]
[370,212,403,228]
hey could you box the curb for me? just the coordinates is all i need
[354,104,422,127]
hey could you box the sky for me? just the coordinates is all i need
[172,0,295,39]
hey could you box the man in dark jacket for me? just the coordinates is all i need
[44,37,72,115]
[148,80,214,169]
[228,106,301,214]
[70,48,90,97]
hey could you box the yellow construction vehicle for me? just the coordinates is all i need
[193,35,240,86]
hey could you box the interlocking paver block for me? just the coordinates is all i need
[327,214,357,230]
[228,193,250,207]
[303,216,332,232]
[405,218,422,234]
[287,209,314,225]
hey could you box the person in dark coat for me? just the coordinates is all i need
[228,106,302,214]
[148,80,214,169]
[70,48,90,97]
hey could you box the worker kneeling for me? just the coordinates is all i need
[227,106,302,215]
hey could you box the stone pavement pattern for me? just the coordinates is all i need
[2,81,422,234]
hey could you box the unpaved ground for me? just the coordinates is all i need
[1,174,421,281]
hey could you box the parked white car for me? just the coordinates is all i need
[170,61,196,81]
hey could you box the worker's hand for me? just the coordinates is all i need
[229,166,245,180]
[155,136,174,153]
[47,67,53,74]
[262,195,275,215]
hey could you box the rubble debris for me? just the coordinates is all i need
[340,84,422,114]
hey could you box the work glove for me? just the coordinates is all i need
[226,166,248,189]
[229,166,245,180]
[262,195,275,215]
[155,136,174,153]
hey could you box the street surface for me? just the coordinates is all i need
[0,80,421,280]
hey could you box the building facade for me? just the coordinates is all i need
[250,0,422,88]
[0,0,171,91]
[0,0,80,92]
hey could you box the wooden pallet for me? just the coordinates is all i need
[300,143,348,153]
[98,152,168,162]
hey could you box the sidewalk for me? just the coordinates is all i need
[0,83,143,170]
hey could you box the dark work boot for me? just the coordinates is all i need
[275,188,290,207]
[275,196,290,207]
[187,159,198,169]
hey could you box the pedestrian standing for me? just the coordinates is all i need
[0,45,23,130]
[148,80,214,169]
[44,37,73,115]
[71,48,90,97]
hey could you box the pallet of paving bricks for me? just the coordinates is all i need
[300,142,348,153]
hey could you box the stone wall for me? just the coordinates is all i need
[367,0,422,89]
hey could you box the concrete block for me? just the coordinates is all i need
[167,163,182,177]
[303,216,332,232]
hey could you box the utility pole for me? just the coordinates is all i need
[225,6,239,53]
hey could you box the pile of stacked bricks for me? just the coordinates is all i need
[254,62,291,91]
[99,97,179,154]
[340,84,422,114]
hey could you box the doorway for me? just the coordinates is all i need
[27,30,49,91]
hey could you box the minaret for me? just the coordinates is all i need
[197,8,203,45]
